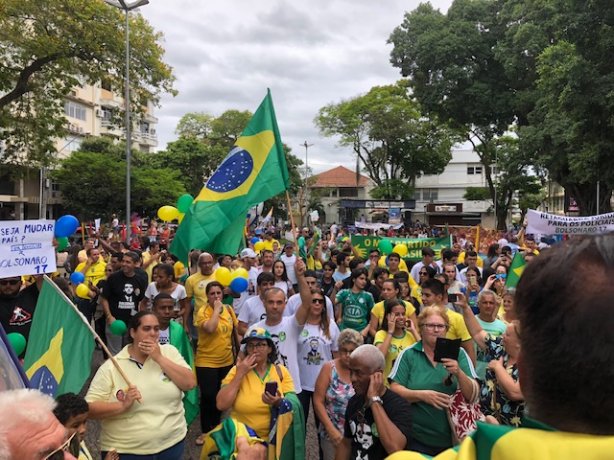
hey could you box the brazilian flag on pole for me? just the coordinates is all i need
[23,276,95,396]
[505,252,527,289]
[171,90,289,262]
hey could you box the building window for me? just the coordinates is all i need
[64,101,87,121]
[330,189,338,197]
[468,165,483,175]
[101,79,113,91]
[338,187,358,197]
[62,137,83,153]
[423,188,438,201]
[413,189,422,201]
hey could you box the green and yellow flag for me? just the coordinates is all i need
[505,252,526,288]
[23,276,95,396]
[171,90,289,262]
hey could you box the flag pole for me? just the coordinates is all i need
[42,275,138,392]
[285,191,298,244]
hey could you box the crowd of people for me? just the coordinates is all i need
[1,220,613,460]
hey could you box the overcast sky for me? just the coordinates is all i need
[140,0,453,174]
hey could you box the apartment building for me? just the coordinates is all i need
[0,82,158,220]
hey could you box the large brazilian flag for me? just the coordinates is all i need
[171,90,289,262]
[23,276,95,396]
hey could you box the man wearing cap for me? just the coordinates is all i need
[233,248,260,317]
[248,258,312,393]
[280,243,298,291]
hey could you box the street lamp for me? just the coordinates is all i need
[104,0,149,243]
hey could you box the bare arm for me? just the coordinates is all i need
[389,382,451,409]
[294,258,311,326]
[238,321,249,336]
[367,373,407,453]
[313,362,343,446]
[100,296,114,325]
[88,385,141,420]
[456,294,488,350]
[217,355,257,411]
[334,438,351,460]
[145,342,196,391]
[490,359,523,401]
[461,340,477,366]
[200,302,222,334]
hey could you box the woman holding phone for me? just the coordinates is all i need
[374,299,420,381]
[216,328,295,440]
[389,306,478,455]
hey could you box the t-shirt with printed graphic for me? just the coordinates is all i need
[298,322,340,391]
[0,283,39,348]
[101,271,148,323]
[251,315,304,393]
[336,289,374,332]
[344,389,412,460]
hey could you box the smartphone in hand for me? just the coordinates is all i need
[265,381,278,396]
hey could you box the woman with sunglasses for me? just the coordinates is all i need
[313,329,364,460]
[297,289,340,425]
[390,306,478,455]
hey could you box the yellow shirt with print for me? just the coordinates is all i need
[141,251,159,284]
[457,251,484,268]
[371,300,416,328]
[75,259,107,286]
[222,364,294,439]
[262,239,279,252]
[85,344,189,454]
[194,304,238,368]
[185,272,216,318]
[374,330,417,381]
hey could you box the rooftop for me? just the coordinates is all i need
[311,165,370,188]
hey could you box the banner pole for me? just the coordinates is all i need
[285,191,298,244]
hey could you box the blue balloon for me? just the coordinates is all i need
[70,271,85,285]
[230,277,249,293]
[55,215,79,238]
[251,237,261,244]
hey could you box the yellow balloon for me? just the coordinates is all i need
[393,244,408,257]
[254,241,265,253]
[378,255,387,268]
[215,267,232,287]
[75,283,90,299]
[232,268,249,280]
[157,205,180,222]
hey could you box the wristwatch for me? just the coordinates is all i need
[368,396,383,407]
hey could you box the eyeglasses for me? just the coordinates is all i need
[246,342,269,350]
[43,432,77,460]
[423,323,447,331]
[0,279,20,286]
[419,271,428,276]
[312,298,325,304]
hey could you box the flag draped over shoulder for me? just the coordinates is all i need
[171,90,289,262]
[23,277,94,396]
[505,252,526,289]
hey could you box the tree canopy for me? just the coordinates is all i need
[315,81,458,200]
[51,137,185,220]
[0,0,175,166]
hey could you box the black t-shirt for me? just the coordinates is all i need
[101,271,147,322]
[344,389,412,460]
[0,283,39,345]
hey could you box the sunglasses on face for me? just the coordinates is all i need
[0,279,20,286]
[43,432,77,460]
[312,298,325,304]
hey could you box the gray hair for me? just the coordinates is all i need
[0,389,58,460]
[478,288,497,303]
[198,252,213,262]
[263,287,286,302]
[337,329,364,349]
[350,344,385,373]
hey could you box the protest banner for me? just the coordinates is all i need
[526,209,614,235]
[0,219,57,277]
[351,235,451,262]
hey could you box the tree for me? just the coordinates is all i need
[175,110,252,148]
[0,0,175,165]
[388,1,519,228]
[316,81,457,200]
[51,137,185,219]
[503,1,614,214]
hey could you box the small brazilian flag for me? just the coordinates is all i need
[23,277,95,396]
[171,90,289,262]
[505,252,526,289]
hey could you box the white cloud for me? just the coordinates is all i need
[139,0,453,173]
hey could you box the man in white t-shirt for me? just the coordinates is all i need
[280,243,298,288]
[237,272,275,335]
[248,258,312,394]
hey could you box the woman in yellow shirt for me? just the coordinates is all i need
[374,299,420,381]
[194,281,240,445]
[217,328,295,439]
